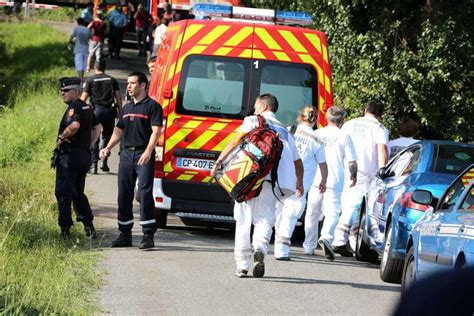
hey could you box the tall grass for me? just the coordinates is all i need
[0,23,99,314]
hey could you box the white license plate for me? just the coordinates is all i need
[176,157,215,171]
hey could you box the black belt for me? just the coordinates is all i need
[123,146,147,151]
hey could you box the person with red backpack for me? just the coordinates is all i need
[210,94,304,278]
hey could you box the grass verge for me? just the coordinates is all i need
[0,22,100,314]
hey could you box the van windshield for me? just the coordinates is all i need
[177,55,250,119]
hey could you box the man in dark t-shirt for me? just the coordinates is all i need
[100,71,163,249]
[81,59,122,173]
[56,77,102,238]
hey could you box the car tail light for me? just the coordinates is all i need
[400,192,430,212]
[154,119,166,178]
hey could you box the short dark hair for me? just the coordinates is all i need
[398,117,420,137]
[128,71,148,86]
[365,100,384,117]
[147,55,157,64]
[95,59,106,71]
[257,93,279,112]
[77,17,85,26]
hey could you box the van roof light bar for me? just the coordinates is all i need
[275,10,313,26]
[191,3,313,26]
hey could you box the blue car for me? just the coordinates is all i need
[401,164,474,291]
[354,141,474,284]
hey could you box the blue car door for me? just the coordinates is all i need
[416,210,442,279]
[371,148,419,249]
[436,180,474,271]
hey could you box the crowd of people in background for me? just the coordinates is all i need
[69,1,175,82]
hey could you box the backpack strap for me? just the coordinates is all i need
[256,114,267,128]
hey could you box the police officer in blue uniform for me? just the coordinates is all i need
[55,77,102,238]
[100,71,162,249]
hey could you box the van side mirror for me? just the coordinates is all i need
[412,190,433,205]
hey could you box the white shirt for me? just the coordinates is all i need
[154,24,167,46]
[314,125,357,192]
[341,115,389,176]
[388,137,418,158]
[293,124,325,191]
[240,111,300,196]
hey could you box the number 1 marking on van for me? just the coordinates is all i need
[254,60,259,69]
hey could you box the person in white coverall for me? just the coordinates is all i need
[303,106,357,260]
[332,101,389,256]
[210,94,304,278]
[274,105,328,260]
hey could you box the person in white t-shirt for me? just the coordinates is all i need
[210,94,303,278]
[388,117,419,159]
[274,106,328,260]
[303,106,357,260]
[332,100,389,256]
[153,17,169,54]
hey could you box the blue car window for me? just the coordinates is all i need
[460,186,474,210]
[439,178,467,212]
[434,145,474,176]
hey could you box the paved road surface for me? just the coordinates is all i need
[46,21,401,315]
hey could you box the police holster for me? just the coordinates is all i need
[50,145,71,169]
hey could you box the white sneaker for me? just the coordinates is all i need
[235,269,248,278]
[304,249,315,255]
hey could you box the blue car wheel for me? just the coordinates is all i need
[379,222,404,283]
[401,245,416,292]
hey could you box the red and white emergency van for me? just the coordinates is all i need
[148,4,333,227]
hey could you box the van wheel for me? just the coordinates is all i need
[355,213,379,263]
[401,245,416,292]
[379,222,404,284]
[155,208,168,228]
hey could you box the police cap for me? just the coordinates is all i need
[59,77,82,90]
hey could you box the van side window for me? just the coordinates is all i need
[177,55,250,118]
[258,62,317,126]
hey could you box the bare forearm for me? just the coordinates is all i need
[60,122,80,139]
[319,162,328,184]
[145,128,161,153]
[105,127,123,150]
[348,161,358,178]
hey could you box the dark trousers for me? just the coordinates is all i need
[92,105,116,163]
[136,27,145,55]
[108,25,124,58]
[55,147,93,228]
[117,148,156,234]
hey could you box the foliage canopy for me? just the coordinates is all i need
[243,0,473,141]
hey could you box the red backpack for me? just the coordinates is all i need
[214,115,284,203]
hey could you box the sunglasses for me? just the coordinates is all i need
[60,88,72,93]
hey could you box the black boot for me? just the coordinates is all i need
[61,227,71,239]
[101,159,110,172]
[111,232,132,247]
[139,234,155,249]
[89,162,98,174]
[84,223,97,239]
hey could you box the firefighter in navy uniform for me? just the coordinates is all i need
[55,77,102,238]
[99,71,162,249]
[81,59,122,174]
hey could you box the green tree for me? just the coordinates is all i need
[244,0,473,141]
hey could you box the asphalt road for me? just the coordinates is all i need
[55,25,403,315]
